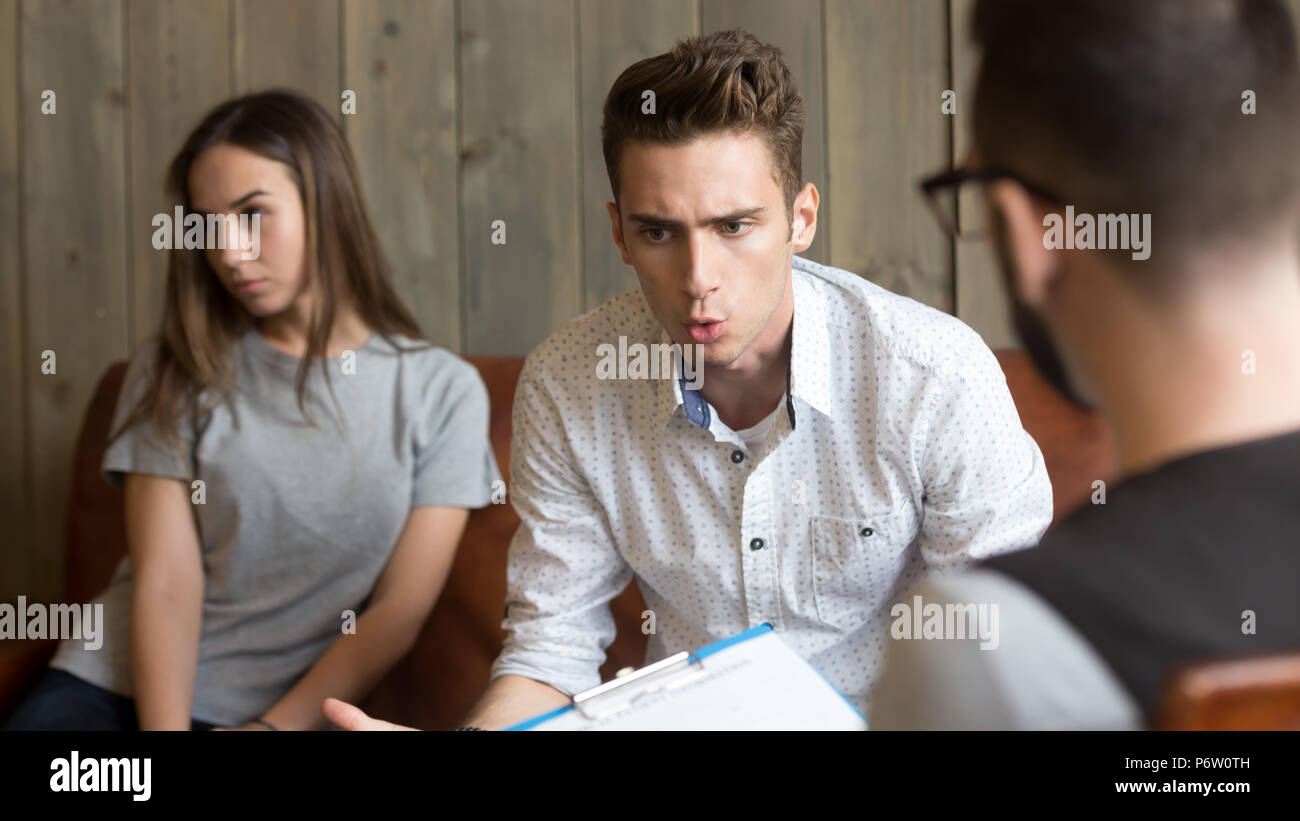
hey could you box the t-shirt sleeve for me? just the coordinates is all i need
[410,355,502,509]
[101,341,196,489]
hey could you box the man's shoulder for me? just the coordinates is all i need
[793,256,996,382]
[522,289,659,379]
[986,465,1190,579]
[516,289,669,415]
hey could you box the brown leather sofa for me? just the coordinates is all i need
[0,350,1114,730]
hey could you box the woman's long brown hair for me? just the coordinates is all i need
[114,89,430,449]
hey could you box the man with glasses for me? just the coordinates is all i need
[871,0,1300,729]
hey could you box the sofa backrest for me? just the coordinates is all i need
[64,349,1115,728]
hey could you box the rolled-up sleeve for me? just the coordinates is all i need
[916,337,1053,568]
[488,357,634,696]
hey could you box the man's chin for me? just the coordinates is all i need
[696,340,753,370]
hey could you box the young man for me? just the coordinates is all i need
[870,0,1300,729]
[325,29,1051,731]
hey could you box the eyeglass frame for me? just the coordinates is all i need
[918,166,1064,240]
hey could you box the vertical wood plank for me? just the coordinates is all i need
[459,0,581,355]
[20,0,129,602]
[233,0,340,115]
[578,0,697,311]
[825,0,952,312]
[127,0,232,348]
[701,0,829,265]
[950,0,1013,349]
[343,0,461,351]
[0,0,28,603]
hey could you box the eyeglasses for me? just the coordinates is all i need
[919,167,1063,241]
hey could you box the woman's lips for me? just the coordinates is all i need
[233,279,267,295]
[683,320,724,343]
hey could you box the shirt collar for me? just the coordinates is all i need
[787,268,834,419]
[656,262,834,431]
[656,328,701,429]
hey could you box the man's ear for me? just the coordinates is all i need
[986,180,1057,308]
[607,201,632,265]
[791,182,819,253]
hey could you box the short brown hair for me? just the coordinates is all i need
[601,29,805,213]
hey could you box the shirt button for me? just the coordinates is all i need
[731,450,745,464]
[860,527,873,537]
[749,537,765,551]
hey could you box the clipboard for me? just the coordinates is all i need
[506,624,868,731]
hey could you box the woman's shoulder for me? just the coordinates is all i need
[375,336,491,431]
[371,333,485,392]
[371,332,459,366]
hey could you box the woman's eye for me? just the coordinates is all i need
[242,207,264,217]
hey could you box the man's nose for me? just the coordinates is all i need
[680,230,720,301]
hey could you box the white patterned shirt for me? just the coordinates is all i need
[490,256,1053,716]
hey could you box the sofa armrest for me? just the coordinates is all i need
[0,639,58,723]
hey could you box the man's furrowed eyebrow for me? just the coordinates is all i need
[625,206,767,229]
[625,213,684,229]
[703,206,765,225]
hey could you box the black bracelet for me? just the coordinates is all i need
[454,726,484,731]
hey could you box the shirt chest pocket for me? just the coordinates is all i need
[810,509,915,634]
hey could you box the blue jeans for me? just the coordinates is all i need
[3,668,218,731]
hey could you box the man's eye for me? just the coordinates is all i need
[644,228,668,242]
[721,222,749,235]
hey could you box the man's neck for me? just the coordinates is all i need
[700,281,795,432]
[1080,252,1300,476]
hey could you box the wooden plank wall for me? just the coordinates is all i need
[0,0,25,604]
[15,0,1277,601]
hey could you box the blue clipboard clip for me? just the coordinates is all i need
[507,625,811,730]
[570,650,710,722]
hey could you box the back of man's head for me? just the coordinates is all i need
[972,0,1300,272]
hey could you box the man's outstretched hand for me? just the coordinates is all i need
[321,698,418,731]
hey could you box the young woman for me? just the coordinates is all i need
[5,90,500,730]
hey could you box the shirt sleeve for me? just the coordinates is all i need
[488,356,634,697]
[101,340,195,489]
[917,338,1053,568]
[410,355,502,509]
[869,568,1143,729]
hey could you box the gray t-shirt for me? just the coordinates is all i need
[50,327,502,726]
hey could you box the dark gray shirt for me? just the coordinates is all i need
[51,327,501,726]
[871,430,1300,729]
